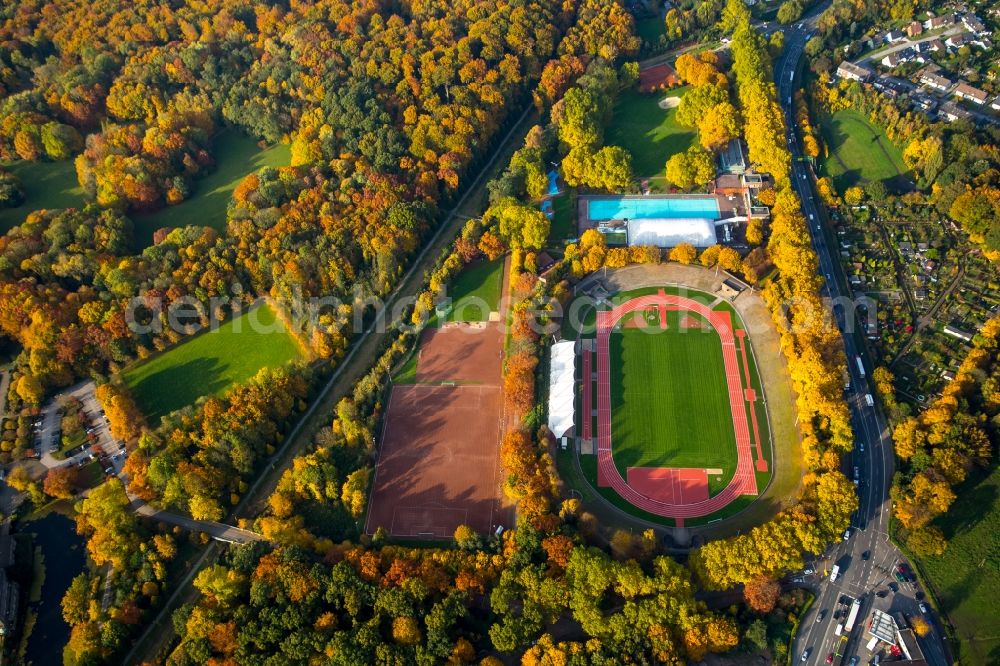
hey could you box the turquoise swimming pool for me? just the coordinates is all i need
[587,196,720,220]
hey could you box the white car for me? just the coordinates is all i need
[919,602,928,614]
[843,528,851,541]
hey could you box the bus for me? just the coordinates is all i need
[855,356,866,378]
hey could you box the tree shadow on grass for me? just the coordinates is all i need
[131,356,231,425]
[934,472,998,539]
[129,131,289,248]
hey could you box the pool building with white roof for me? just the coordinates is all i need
[578,193,753,248]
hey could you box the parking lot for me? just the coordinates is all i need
[37,381,127,477]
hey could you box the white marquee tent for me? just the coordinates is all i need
[626,217,717,248]
[547,340,576,438]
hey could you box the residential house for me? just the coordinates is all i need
[924,13,956,30]
[991,96,1000,111]
[906,20,924,37]
[953,82,989,104]
[885,29,907,43]
[938,101,973,121]
[882,53,902,68]
[837,61,874,82]
[876,75,916,96]
[946,32,973,49]
[925,38,945,52]
[962,14,987,34]
[920,71,953,91]
[911,93,938,111]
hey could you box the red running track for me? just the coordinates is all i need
[736,330,768,473]
[596,291,759,521]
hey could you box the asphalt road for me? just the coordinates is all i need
[857,27,962,66]
[774,10,951,666]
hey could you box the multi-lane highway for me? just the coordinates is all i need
[774,10,951,666]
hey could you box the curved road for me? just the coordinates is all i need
[776,9,951,666]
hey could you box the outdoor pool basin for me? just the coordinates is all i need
[586,196,720,221]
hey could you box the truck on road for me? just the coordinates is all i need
[855,356,866,378]
[844,597,863,633]
[830,564,840,582]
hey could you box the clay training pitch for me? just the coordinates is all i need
[365,324,505,539]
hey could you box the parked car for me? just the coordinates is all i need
[919,602,928,614]
[843,528,851,541]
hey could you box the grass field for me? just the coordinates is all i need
[914,466,1000,665]
[609,310,738,479]
[0,160,85,233]
[445,257,503,323]
[131,130,289,247]
[121,302,304,423]
[635,16,665,48]
[607,86,695,178]
[820,109,909,193]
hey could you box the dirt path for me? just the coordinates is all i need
[890,260,967,367]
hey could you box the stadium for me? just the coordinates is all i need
[550,275,778,527]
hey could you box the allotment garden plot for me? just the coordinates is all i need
[578,288,772,526]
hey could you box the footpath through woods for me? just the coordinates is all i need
[124,105,540,664]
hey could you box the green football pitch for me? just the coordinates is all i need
[121,302,304,423]
[609,309,739,478]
